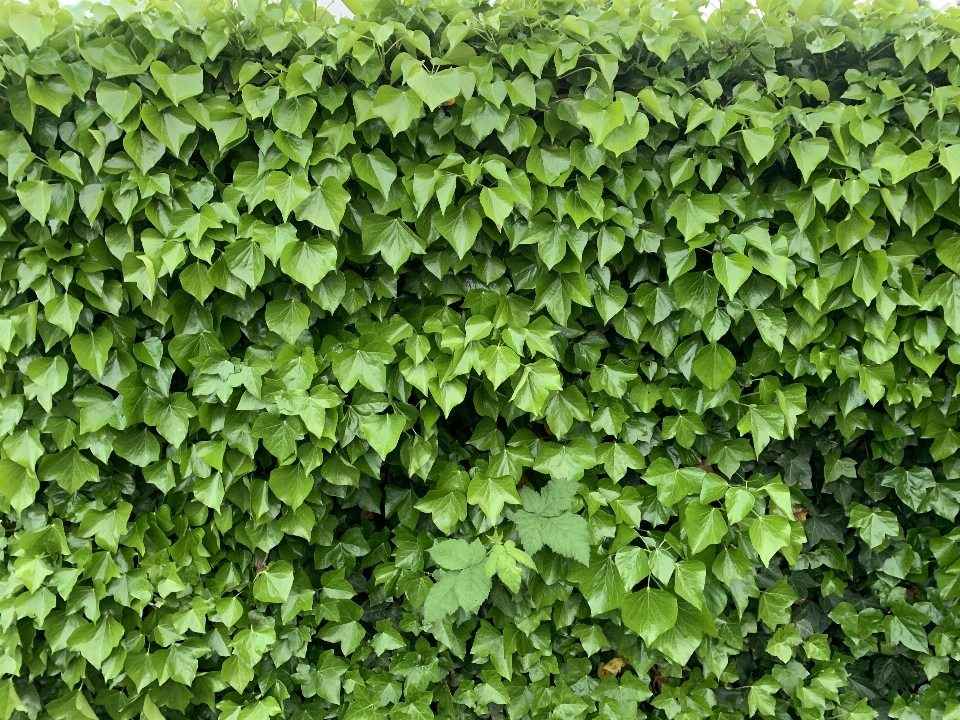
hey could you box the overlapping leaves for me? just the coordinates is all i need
[0,0,959,719]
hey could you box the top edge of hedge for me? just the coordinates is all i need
[6,0,960,49]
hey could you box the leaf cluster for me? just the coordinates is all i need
[1,0,960,719]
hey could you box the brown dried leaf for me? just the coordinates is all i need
[598,653,630,679]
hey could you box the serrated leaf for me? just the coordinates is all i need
[513,478,589,564]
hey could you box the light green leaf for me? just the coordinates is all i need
[510,359,563,414]
[266,171,311,221]
[872,142,932,184]
[467,473,521,522]
[149,61,203,105]
[622,587,678,645]
[351,150,397,198]
[78,502,132,553]
[577,99,625,145]
[737,404,786,456]
[478,344,521,389]
[254,561,294,603]
[406,66,460,110]
[272,96,317,136]
[294,177,350,232]
[144,393,196,447]
[17,180,52,222]
[140,104,196,155]
[749,514,793,566]
[26,76,73,116]
[44,294,82,335]
[742,127,776,164]
[435,203,482,257]
[642,457,705,506]
[268,464,313,509]
[96,81,142,123]
[692,342,736,390]
[789,136,830,183]
[673,560,706,609]
[939,144,960,183]
[852,249,889,305]
[848,502,901,549]
[68,616,124,669]
[423,563,491,623]
[533,439,596,482]
[513,478,589,564]
[712,252,752,297]
[669,193,722,240]
[363,413,406,460]
[265,299,310,344]
[372,86,423,135]
[361,214,425,272]
[38,448,99,494]
[10,12,54,50]
[759,576,798,628]
[479,185,515,226]
[683,500,728,554]
[279,240,338,289]
[0,459,39,514]
[222,238,265,289]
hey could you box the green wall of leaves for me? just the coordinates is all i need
[1,0,960,718]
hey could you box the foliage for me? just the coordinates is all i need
[1,0,960,718]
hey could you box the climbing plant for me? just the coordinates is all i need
[1,0,960,718]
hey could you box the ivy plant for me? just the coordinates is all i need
[0,0,959,719]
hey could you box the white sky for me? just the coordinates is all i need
[317,0,350,16]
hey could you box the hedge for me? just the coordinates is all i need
[1,0,960,718]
